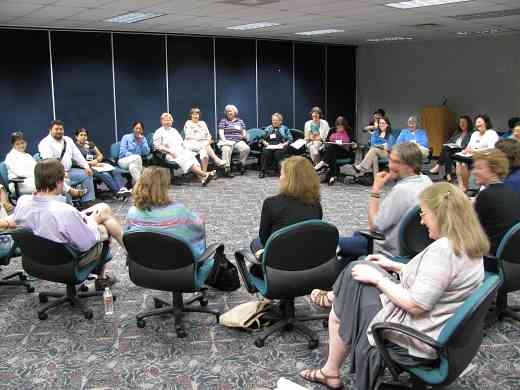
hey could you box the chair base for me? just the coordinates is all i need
[0,270,34,293]
[253,299,326,350]
[495,291,520,322]
[135,289,219,338]
[37,284,103,320]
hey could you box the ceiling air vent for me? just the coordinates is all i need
[452,8,520,21]
[217,0,281,6]
[410,23,443,28]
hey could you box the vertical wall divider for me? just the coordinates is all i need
[255,39,259,128]
[213,36,218,136]
[110,33,118,141]
[324,45,328,119]
[48,30,56,120]
[165,35,170,113]
[292,42,296,129]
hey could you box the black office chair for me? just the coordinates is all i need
[123,231,221,338]
[235,220,339,349]
[0,231,34,292]
[373,271,501,390]
[11,228,112,320]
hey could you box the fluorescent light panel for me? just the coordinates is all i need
[106,12,165,24]
[367,36,413,42]
[457,27,513,36]
[386,0,473,9]
[226,22,280,30]
[295,29,344,36]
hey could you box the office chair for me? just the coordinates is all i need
[0,231,34,292]
[0,162,25,204]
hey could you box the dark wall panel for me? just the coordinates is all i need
[0,29,53,157]
[215,38,257,129]
[294,43,325,130]
[257,40,293,128]
[327,45,356,136]
[168,36,215,135]
[52,31,114,153]
[114,33,167,138]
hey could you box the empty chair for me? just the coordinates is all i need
[0,232,33,292]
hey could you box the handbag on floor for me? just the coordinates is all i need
[219,299,274,330]
[205,244,241,291]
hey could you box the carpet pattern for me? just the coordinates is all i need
[1,174,519,390]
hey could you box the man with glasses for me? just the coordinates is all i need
[337,142,433,267]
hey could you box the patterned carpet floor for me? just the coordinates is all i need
[1,173,519,389]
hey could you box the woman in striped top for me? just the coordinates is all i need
[125,167,206,257]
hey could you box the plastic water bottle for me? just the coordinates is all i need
[103,287,114,317]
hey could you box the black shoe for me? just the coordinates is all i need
[240,163,246,175]
[259,171,266,178]
[225,169,234,178]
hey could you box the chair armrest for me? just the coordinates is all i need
[358,229,386,241]
[236,249,261,264]
[372,322,442,350]
[196,243,221,264]
[9,177,26,183]
[234,249,258,294]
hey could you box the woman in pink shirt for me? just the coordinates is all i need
[315,116,356,185]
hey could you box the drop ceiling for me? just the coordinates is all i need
[0,0,519,44]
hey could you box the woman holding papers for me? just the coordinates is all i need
[258,113,293,178]
[74,128,131,196]
[315,116,356,186]
[304,106,330,165]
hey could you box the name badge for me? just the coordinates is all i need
[270,133,277,139]
[336,140,342,144]
[411,139,417,143]
[234,124,241,130]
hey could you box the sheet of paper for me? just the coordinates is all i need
[92,163,115,173]
[266,144,285,150]
[290,139,306,150]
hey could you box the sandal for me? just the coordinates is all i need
[310,289,333,308]
[300,368,343,389]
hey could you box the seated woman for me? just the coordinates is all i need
[304,106,330,165]
[250,156,322,271]
[511,121,520,142]
[119,121,150,184]
[429,115,472,181]
[258,112,293,178]
[183,107,226,173]
[154,113,215,186]
[126,166,206,258]
[346,116,392,177]
[302,182,488,390]
[315,116,356,186]
[217,104,250,176]
[495,138,520,195]
[363,109,385,134]
[456,114,499,193]
[472,149,520,255]
[74,128,130,196]
[394,116,429,157]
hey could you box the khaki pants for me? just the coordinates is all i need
[358,147,388,173]
[307,140,323,163]
[118,154,143,183]
[219,141,250,167]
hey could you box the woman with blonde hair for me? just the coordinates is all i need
[125,166,207,257]
[250,156,322,264]
[302,182,488,390]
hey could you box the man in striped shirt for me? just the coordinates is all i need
[217,104,250,176]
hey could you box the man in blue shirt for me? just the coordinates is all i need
[394,116,429,157]
[118,122,150,184]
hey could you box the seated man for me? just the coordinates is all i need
[394,116,429,158]
[258,112,292,178]
[38,120,95,206]
[338,142,433,266]
[153,112,215,186]
[9,159,123,290]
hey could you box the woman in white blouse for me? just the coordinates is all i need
[183,107,226,172]
[304,106,330,165]
[456,114,499,193]
[5,131,37,194]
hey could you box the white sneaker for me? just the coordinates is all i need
[314,161,327,171]
[117,187,131,195]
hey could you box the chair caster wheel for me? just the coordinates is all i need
[137,319,146,328]
[79,284,89,292]
[176,329,187,338]
[38,312,48,320]
[83,309,93,319]
[199,298,208,307]
[39,294,48,303]
[20,274,28,281]
[27,286,35,293]
[308,340,319,349]
[154,299,163,309]
[254,338,265,348]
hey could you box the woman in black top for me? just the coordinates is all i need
[74,128,130,196]
[473,149,520,255]
[251,156,323,260]
[429,115,472,181]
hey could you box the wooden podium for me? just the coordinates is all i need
[420,106,456,157]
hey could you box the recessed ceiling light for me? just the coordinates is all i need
[456,27,513,36]
[226,22,280,30]
[367,36,414,42]
[294,29,344,36]
[386,0,473,9]
[106,12,165,24]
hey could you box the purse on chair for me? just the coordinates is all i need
[205,244,241,291]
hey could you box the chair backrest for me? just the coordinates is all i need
[398,205,433,259]
[0,162,10,191]
[262,220,339,299]
[33,153,42,161]
[109,142,120,161]
[410,272,501,386]
[145,132,155,151]
[123,230,198,293]
[247,128,265,143]
[496,221,520,293]
[289,129,304,140]
[10,228,78,284]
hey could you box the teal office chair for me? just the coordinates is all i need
[0,231,34,292]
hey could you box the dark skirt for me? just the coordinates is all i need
[333,261,426,390]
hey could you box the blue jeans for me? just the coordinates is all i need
[94,168,126,193]
[68,168,95,203]
[337,231,369,271]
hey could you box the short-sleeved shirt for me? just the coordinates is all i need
[218,117,246,142]
[467,129,499,151]
[373,174,433,257]
[184,120,211,142]
[367,237,484,359]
